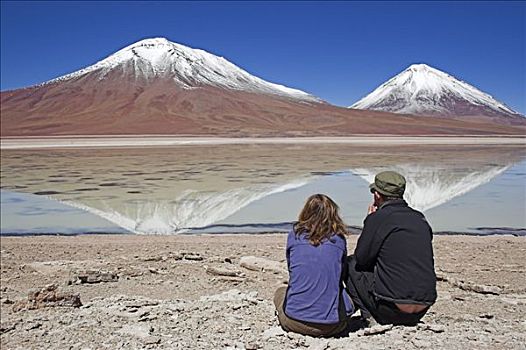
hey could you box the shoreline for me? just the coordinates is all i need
[1,227,525,237]
[2,135,525,149]
[1,233,525,349]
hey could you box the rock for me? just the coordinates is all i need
[184,254,203,261]
[12,284,82,311]
[411,338,432,348]
[262,326,286,340]
[23,322,42,331]
[141,256,164,262]
[199,289,259,304]
[117,324,151,338]
[479,313,494,319]
[417,323,445,333]
[205,266,244,277]
[446,277,502,295]
[245,341,259,350]
[0,321,17,334]
[438,273,502,295]
[144,336,161,345]
[307,339,329,350]
[239,256,287,274]
[1,297,14,305]
[435,271,449,282]
[362,324,393,336]
[123,299,159,308]
[217,276,246,283]
[75,270,119,284]
[458,282,502,295]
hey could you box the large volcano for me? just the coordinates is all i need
[1,40,524,136]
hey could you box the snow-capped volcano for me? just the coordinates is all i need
[350,64,522,118]
[43,37,320,102]
[2,44,525,136]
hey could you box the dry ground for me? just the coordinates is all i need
[1,234,525,349]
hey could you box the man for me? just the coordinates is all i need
[346,171,437,326]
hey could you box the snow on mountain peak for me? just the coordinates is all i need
[42,38,320,102]
[350,63,519,117]
[408,63,430,71]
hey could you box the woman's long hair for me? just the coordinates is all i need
[293,194,348,246]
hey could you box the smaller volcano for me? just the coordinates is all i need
[350,64,523,120]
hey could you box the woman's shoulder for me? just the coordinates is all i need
[288,229,315,247]
[324,233,347,249]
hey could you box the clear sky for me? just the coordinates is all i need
[1,1,525,113]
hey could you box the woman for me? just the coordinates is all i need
[274,194,353,337]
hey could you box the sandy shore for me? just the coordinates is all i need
[1,234,525,349]
[1,135,525,149]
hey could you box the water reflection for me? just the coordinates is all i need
[1,144,524,234]
[352,164,509,211]
[61,179,312,234]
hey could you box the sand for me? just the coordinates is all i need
[1,136,525,150]
[1,233,525,349]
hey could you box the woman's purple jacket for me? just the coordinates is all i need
[284,230,354,324]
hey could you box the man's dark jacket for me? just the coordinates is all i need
[355,199,437,305]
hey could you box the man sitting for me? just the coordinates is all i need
[346,171,437,326]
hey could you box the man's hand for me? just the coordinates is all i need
[368,203,377,215]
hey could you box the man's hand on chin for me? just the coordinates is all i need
[368,203,377,215]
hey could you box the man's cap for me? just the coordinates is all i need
[369,171,406,197]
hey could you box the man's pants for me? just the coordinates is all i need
[345,255,429,326]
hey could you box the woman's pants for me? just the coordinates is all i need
[273,286,348,337]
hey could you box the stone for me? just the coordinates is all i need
[217,276,246,283]
[262,326,286,340]
[75,270,119,284]
[0,321,17,334]
[417,323,446,333]
[1,297,14,305]
[245,341,259,350]
[117,324,151,338]
[362,324,393,336]
[307,339,329,350]
[12,284,82,311]
[205,265,244,277]
[239,256,287,274]
[459,282,502,295]
[141,256,164,262]
[447,277,502,295]
[23,322,42,331]
[411,338,433,348]
[184,254,203,261]
[144,336,161,345]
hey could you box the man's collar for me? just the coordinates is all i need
[379,198,407,210]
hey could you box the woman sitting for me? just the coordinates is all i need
[274,194,353,337]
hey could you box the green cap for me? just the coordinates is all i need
[369,171,406,197]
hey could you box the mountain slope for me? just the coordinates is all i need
[40,37,321,102]
[350,64,523,120]
[1,42,525,137]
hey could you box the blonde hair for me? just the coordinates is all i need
[293,194,348,246]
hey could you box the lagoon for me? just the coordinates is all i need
[1,142,525,235]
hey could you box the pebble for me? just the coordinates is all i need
[362,324,393,336]
[262,326,286,340]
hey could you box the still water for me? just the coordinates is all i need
[1,144,525,235]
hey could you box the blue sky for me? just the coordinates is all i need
[1,1,525,113]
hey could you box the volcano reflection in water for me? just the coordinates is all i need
[0,144,524,234]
